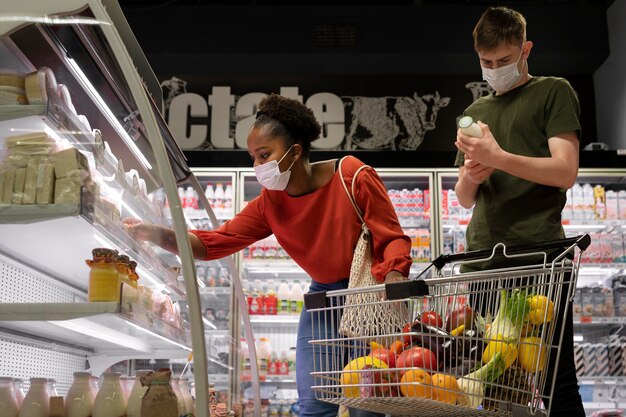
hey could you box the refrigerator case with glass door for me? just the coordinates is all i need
[0,2,219,415]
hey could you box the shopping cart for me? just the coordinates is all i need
[303,235,591,417]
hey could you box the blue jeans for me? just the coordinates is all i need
[296,279,385,417]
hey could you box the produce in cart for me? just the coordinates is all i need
[457,351,506,408]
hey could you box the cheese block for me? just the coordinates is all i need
[25,67,57,105]
[1,168,16,204]
[0,170,5,204]
[11,167,26,204]
[22,158,39,204]
[0,70,25,89]
[35,163,55,204]
[54,176,83,205]
[52,147,89,179]
[0,86,28,105]
[5,132,54,157]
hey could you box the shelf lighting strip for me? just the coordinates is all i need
[65,57,153,170]
[49,318,151,352]
[126,321,192,351]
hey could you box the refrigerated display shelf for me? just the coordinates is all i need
[0,207,182,296]
[574,317,626,325]
[0,302,191,354]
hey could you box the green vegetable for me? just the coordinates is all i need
[485,290,531,342]
[456,351,506,408]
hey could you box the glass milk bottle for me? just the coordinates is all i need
[126,370,152,417]
[92,372,126,417]
[12,378,24,408]
[46,379,59,398]
[65,372,94,417]
[178,377,194,416]
[0,377,19,417]
[19,378,49,417]
[170,377,186,416]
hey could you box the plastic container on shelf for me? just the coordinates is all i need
[287,347,297,378]
[257,337,272,376]
[264,279,277,315]
[20,378,50,417]
[214,183,225,217]
[289,282,304,315]
[92,372,126,417]
[0,377,19,417]
[126,370,152,417]
[277,281,291,315]
[240,338,251,375]
[65,372,94,417]
[224,183,233,216]
[279,351,289,376]
[268,351,279,376]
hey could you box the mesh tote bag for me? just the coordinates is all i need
[337,157,408,339]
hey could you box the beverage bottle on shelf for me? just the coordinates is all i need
[20,378,50,417]
[214,183,225,217]
[240,338,251,375]
[49,397,65,417]
[277,280,291,315]
[177,187,186,209]
[178,377,194,416]
[264,280,277,315]
[0,377,19,417]
[249,279,264,315]
[265,235,278,259]
[126,370,152,417]
[268,351,279,376]
[582,183,595,220]
[224,183,233,217]
[290,281,304,315]
[92,372,126,417]
[205,183,215,208]
[12,378,24,408]
[184,186,198,211]
[46,379,59,398]
[287,347,297,378]
[257,338,272,377]
[65,372,94,417]
[279,351,289,376]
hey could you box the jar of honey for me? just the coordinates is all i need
[116,254,131,285]
[86,248,120,302]
[128,260,139,289]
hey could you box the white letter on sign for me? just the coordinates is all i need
[168,93,208,150]
[235,92,266,149]
[306,93,345,149]
[209,86,235,148]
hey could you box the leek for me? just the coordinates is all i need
[457,351,506,408]
[485,289,531,341]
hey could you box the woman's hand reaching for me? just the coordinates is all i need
[122,217,158,243]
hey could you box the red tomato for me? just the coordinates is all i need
[402,323,412,345]
[396,346,438,374]
[420,311,443,328]
[369,348,397,368]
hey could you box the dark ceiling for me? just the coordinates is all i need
[118,0,614,76]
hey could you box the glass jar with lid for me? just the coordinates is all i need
[86,248,120,302]
[116,254,131,286]
[128,260,139,289]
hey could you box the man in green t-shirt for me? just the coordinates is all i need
[454,6,584,417]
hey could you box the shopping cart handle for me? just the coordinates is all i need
[431,234,591,270]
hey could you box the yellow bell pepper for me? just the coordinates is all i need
[482,334,518,369]
[527,295,554,325]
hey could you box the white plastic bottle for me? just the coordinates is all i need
[19,378,49,417]
[224,183,233,217]
[458,115,483,138]
[177,187,186,209]
[205,183,215,208]
[65,372,94,417]
[126,370,151,417]
[289,282,304,315]
[240,338,251,375]
[0,377,19,417]
[178,377,194,416]
[214,183,225,217]
[257,337,273,376]
[277,280,291,315]
[184,186,198,212]
[287,347,297,378]
[92,372,126,417]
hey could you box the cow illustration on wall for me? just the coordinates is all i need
[342,92,450,150]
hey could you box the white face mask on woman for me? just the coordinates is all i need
[254,145,295,191]
[481,49,524,93]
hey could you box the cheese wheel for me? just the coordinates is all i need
[0,70,25,89]
[25,67,57,105]
[57,84,77,115]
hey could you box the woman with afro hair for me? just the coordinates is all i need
[124,94,412,417]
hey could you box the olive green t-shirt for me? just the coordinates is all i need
[454,76,581,268]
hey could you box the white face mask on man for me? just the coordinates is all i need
[254,145,295,191]
[481,48,524,93]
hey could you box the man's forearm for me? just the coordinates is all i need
[455,170,479,209]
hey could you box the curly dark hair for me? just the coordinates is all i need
[253,94,322,157]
